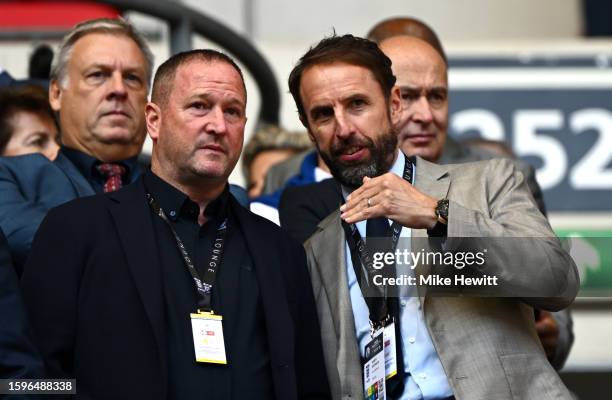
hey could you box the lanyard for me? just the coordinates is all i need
[341,154,415,329]
[146,193,227,312]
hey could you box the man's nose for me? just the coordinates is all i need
[335,110,355,139]
[205,106,228,135]
[107,72,127,100]
[411,96,433,123]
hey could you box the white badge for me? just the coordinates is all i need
[363,330,386,400]
[190,312,227,364]
[383,322,398,379]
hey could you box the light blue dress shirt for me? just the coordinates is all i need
[344,151,453,400]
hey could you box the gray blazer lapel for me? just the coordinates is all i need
[310,213,348,336]
[309,212,363,398]
[411,157,451,298]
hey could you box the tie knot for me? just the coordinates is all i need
[96,162,126,178]
[95,163,126,193]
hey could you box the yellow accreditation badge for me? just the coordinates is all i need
[383,322,398,379]
[190,310,227,364]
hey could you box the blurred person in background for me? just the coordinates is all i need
[0,17,153,274]
[367,17,544,213]
[0,68,13,86]
[0,85,59,160]
[244,124,318,223]
[243,124,313,198]
[28,43,54,81]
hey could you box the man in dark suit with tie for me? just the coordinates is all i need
[0,18,153,273]
[21,49,330,400]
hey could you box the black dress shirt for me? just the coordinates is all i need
[60,146,139,193]
[143,171,274,400]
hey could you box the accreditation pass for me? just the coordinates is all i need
[190,312,227,364]
[363,331,386,400]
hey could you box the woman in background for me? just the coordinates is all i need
[0,85,59,160]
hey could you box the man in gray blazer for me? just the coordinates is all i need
[375,28,571,371]
[288,34,579,400]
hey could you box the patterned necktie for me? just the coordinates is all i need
[95,163,126,193]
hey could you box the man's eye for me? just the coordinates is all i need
[225,108,242,118]
[313,109,333,122]
[428,92,447,106]
[86,71,106,81]
[350,99,366,108]
[125,74,143,86]
[401,91,419,102]
[190,102,207,110]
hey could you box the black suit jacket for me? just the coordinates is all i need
[279,178,342,244]
[21,178,330,400]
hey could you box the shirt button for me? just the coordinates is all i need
[408,337,415,344]
[400,300,407,307]
[419,373,427,380]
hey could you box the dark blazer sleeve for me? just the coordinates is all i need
[0,228,45,380]
[288,238,331,399]
[20,203,86,378]
[0,155,77,273]
[279,179,342,244]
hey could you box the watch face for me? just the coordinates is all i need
[436,199,449,219]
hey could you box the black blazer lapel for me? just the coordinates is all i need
[106,179,167,395]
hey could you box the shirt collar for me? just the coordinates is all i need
[60,145,138,181]
[143,170,230,222]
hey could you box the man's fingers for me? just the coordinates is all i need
[342,186,380,212]
[341,203,384,224]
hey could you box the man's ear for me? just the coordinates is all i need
[145,102,162,141]
[389,85,402,126]
[49,80,62,112]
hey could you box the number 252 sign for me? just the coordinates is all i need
[449,81,612,212]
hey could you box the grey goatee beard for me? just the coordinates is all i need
[318,127,398,190]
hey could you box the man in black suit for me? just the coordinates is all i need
[22,50,330,400]
[0,227,44,382]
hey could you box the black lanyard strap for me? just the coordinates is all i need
[342,154,415,329]
[147,193,227,312]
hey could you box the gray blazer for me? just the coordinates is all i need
[305,156,578,400]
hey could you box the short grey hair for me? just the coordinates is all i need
[50,18,154,89]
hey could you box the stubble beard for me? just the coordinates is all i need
[318,127,398,190]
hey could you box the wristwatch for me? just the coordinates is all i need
[435,199,449,225]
